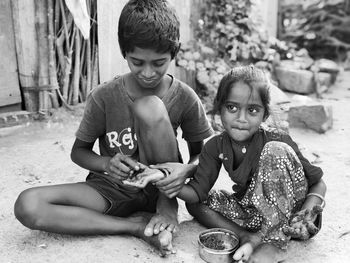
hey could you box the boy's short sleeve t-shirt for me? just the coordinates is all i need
[75,75,213,159]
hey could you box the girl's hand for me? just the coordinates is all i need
[104,153,142,180]
[283,205,323,240]
[150,162,190,198]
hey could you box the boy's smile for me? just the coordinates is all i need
[220,81,265,144]
[125,47,172,97]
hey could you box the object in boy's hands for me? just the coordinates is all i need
[283,205,323,240]
[122,166,169,188]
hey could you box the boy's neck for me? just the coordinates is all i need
[124,73,172,100]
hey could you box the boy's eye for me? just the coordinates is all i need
[132,60,143,66]
[153,61,165,67]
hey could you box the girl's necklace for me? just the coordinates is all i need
[231,139,249,154]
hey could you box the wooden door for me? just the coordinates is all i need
[0,0,21,112]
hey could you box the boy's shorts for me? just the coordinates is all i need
[85,172,159,217]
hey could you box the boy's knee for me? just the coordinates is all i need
[14,188,44,229]
[133,96,168,125]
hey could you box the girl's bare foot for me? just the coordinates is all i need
[233,242,254,262]
[233,232,262,262]
[246,243,286,263]
[132,216,176,257]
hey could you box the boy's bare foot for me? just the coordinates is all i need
[144,212,177,236]
[131,216,176,257]
[246,243,286,263]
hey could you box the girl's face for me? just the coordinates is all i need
[220,81,266,143]
[125,47,172,90]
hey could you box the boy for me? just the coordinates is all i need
[14,0,213,256]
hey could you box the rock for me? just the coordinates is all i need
[287,104,333,133]
[278,58,313,70]
[269,83,290,105]
[314,58,340,84]
[317,72,332,87]
[315,72,332,95]
[275,66,315,94]
[289,94,315,105]
[314,58,340,74]
[0,111,33,128]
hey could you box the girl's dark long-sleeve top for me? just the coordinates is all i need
[186,129,323,202]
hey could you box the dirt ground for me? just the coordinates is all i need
[1,71,350,263]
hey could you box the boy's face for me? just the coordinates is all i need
[220,81,265,144]
[125,47,172,89]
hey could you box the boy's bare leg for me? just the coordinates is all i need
[14,183,174,255]
[133,96,179,241]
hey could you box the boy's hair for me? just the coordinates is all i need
[118,0,180,59]
[213,65,271,120]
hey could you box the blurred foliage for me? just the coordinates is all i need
[194,0,270,64]
[175,0,288,111]
[280,0,350,60]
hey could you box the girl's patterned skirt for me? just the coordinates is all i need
[206,141,308,249]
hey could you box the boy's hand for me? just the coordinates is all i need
[283,205,323,240]
[122,166,167,188]
[150,162,189,198]
[105,153,142,180]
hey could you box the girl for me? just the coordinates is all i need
[170,65,327,263]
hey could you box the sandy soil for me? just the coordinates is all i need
[1,71,350,263]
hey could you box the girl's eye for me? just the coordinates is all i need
[226,104,238,112]
[248,107,259,114]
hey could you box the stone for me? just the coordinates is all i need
[317,72,332,87]
[314,58,340,74]
[275,66,315,94]
[315,72,332,95]
[287,104,333,133]
[269,83,290,105]
[314,58,340,84]
[278,58,313,70]
[0,111,33,128]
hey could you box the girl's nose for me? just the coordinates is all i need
[237,110,247,122]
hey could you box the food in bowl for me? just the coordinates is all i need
[198,228,240,263]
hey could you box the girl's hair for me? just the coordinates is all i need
[213,65,271,120]
[118,0,180,59]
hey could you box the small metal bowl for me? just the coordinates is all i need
[198,228,240,263]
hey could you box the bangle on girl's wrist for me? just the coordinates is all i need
[306,193,326,208]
